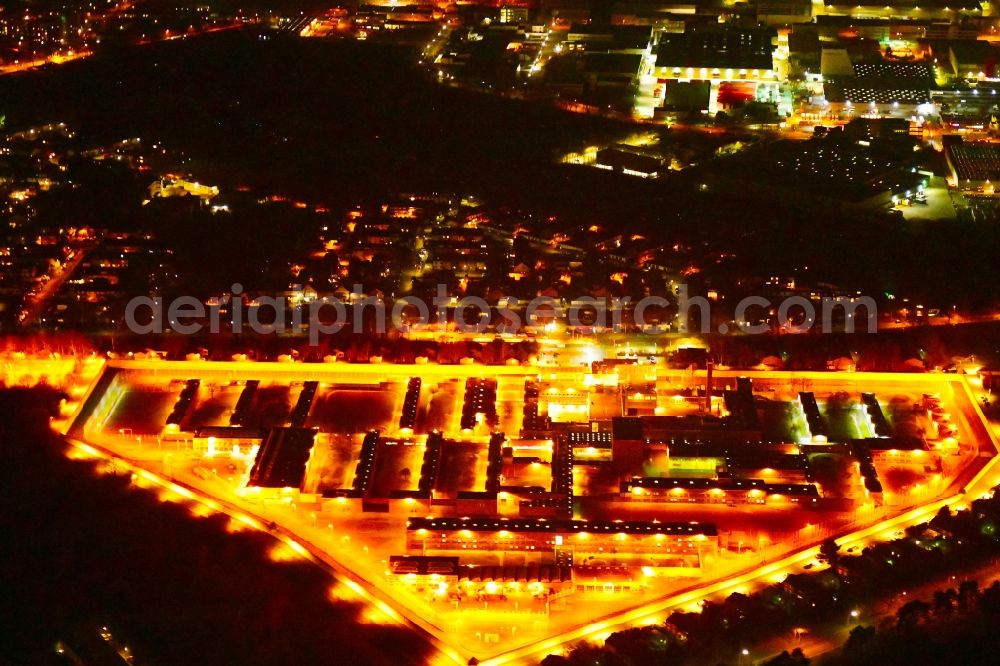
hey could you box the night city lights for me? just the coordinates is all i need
[1,2,1000,666]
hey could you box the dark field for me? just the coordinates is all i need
[0,388,431,665]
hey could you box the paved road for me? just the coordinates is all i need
[19,247,88,326]
[751,557,1000,665]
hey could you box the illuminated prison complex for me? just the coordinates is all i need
[100,366,944,511]
[79,361,975,586]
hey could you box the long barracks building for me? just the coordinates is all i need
[406,516,718,568]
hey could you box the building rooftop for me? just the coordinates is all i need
[388,555,460,576]
[947,142,1000,181]
[461,564,573,583]
[407,516,719,536]
[825,82,930,105]
[623,476,821,496]
[715,137,920,201]
[851,436,928,452]
[595,147,663,174]
[246,427,317,489]
[584,53,643,76]
[567,431,613,447]
[194,426,268,440]
[852,61,934,82]
[949,39,999,65]
[825,0,980,7]
[656,28,774,71]
[611,416,645,441]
